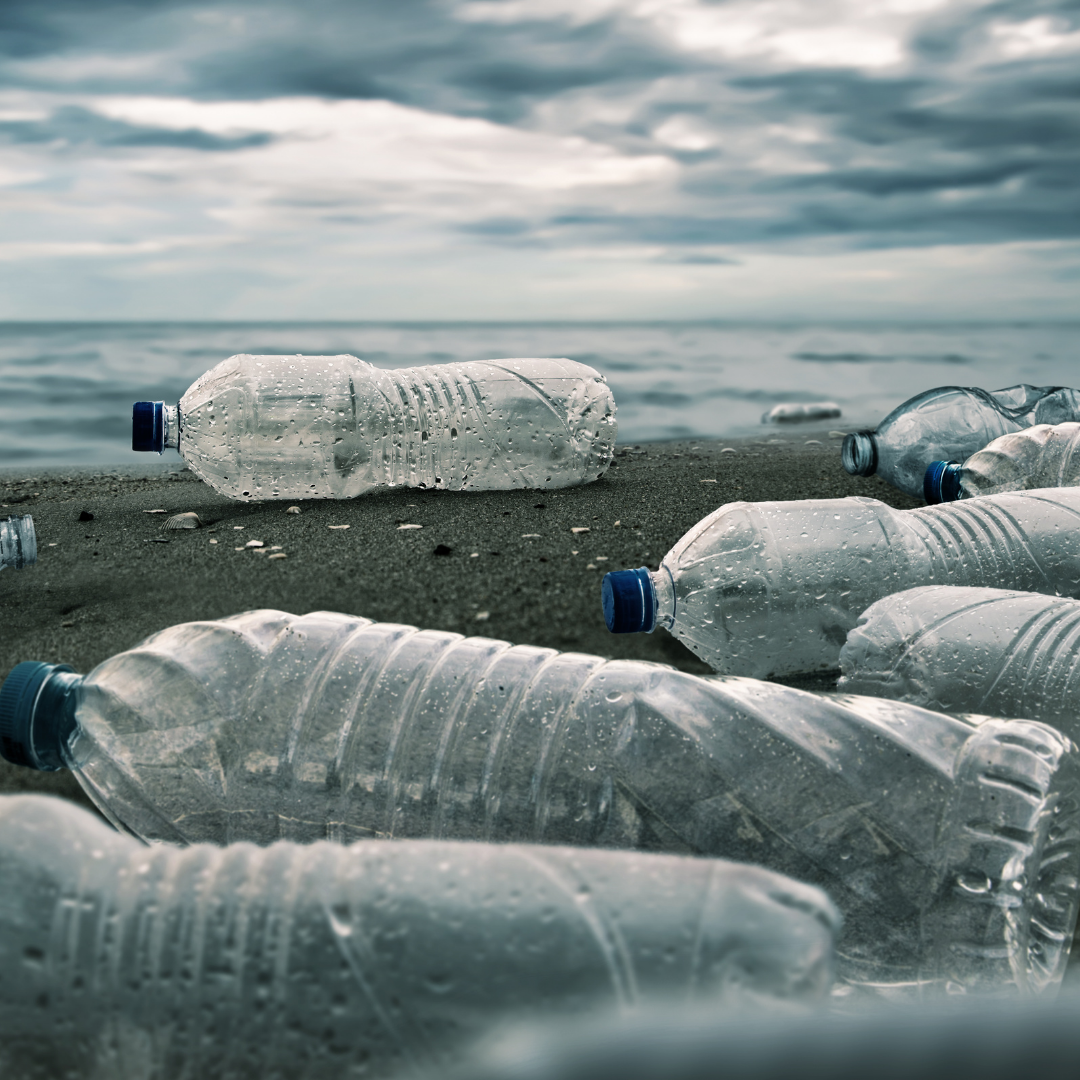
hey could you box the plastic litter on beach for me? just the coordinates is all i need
[762,402,841,423]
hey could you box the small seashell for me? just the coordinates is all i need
[209,539,218,545]
[286,506,301,515]
[700,478,717,483]
[234,525,245,531]
[570,527,590,534]
[397,524,422,530]
[162,512,202,531]
[246,540,264,548]
[613,520,621,527]
[720,448,736,454]
[474,611,490,621]
[268,552,287,560]
[521,533,541,539]
[328,524,350,530]
[144,509,168,514]
[585,563,597,570]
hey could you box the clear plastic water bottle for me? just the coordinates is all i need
[602,488,1080,679]
[925,422,1080,504]
[839,585,1080,732]
[0,794,837,1079]
[0,514,35,571]
[131,354,617,500]
[2,610,1078,998]
[840,384,1080,499]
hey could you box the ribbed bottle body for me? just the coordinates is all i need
[854,385,1080,498]
[0,513,35,570]
[59,611,1080,997]
[840,585,1080,731]
[957,423,1080,499]
[0,794,838,1079]
[177,354,616,501]
[657,489,1080,679]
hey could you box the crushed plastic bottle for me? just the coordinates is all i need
[925,422,1080,504]
[839,585,1080,733]
[602,488,1080,678]
[0,514,35,571]
[131,354,617,500]
[2,610,1078,998]
[840,384,1080,498]
[0,794,837,1079]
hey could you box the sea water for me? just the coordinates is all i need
[1,320,1077,466]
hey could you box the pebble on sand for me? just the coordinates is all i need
[571,527,590,534]
[328,524,350,530]
[268,552,287,560]
[245,540,264,548]
[397,524,422,530]
[162,512,203,531]
[475,611,490,621]
[286,506,301,515]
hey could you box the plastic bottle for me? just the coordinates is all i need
[2,610,1078,998]
[839,585,1080,732]
[602,488,1080,679]
[131,354,617,500]
[925,422,1080,504]
[840,384,1080,499]
[0,514,35,571]
[0,794,837,1080]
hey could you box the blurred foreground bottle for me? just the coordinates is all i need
[0,795,836,1079]
[840,585,1080,732]
[602,489,1080,678]
[840,384,1080,498]
[131,354,616,500]
[0,514,35,571]
[2,611,1078,998]
[925,422,1080,504]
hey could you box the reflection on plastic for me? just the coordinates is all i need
[0,514,35,571]
[0,795,838,1079]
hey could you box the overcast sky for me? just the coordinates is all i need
[1,0,1078,321]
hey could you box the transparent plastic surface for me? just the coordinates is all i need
[840,585,1080,732]
[649,488,1080,678]
[0,794,837,1080]
[177,354,617,500]
[842,385,1080,498]
[0,514,35,570]
[954,423,1080,499]
[50,611,1080,998]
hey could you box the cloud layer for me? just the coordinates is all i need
[1,0,1078,319]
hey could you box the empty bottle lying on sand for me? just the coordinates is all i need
[0,514,35,571]
[2,610,1078,998]
[131,354,617,500]
[602,488,1080,679]
[925,422,1080,504]
[0,795,836,1080]
[840,585,1080,734]
[840,384,1080,499]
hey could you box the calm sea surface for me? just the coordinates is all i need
[1,321,1077,467]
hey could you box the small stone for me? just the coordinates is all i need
[246,540,264,548]
[595,556,608,562]
[433,544,453,556]
[144,509,168,514]
[79,510,94,522]
[571,550,579,555]
[585,563,598,570]
[234,546,245,551]
[613,520,621,527]
[521,533,541,539]
[209,539,218,545]
[268,552,287,560]
[286,506,301,515]
[234,525,245,531]
[329,524,351,530]
[269,545,283,551]
[61,620,75,628]
[570,527,590,534]
[397,524,422,530]
[475,611,490,621]
[470,552,479,558]
[700,479,717,483]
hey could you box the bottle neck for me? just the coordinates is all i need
[32,669,83,771]
[652,566,676,631]
[841,431,878,477]
[163,404,179,450]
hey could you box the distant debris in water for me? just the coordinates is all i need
[762,402,842,424]
[161,512,203,532]
[143,509,168,514]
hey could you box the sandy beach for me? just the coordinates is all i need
[0,433,920,811]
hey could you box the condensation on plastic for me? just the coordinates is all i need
[51,611,1080,999]
[952,423,1080,500]
[0,514,36,571]
[847,385,1080,498]
[650,488,1080,679]
[0,794,838,1079]
[839,585,1080,732]
[176,354,617,500]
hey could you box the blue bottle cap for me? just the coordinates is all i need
[923,461,963,504]
[602,568,656,634]
[132,401,164,453]
[0,661,77,771]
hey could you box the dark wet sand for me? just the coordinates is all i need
[0,433,921,811]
